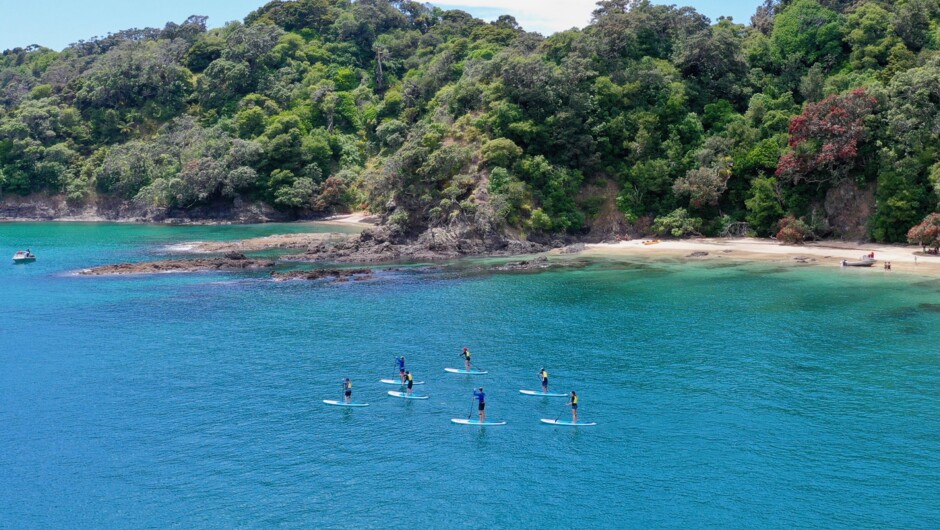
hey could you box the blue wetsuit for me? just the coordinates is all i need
[473,390,486,411]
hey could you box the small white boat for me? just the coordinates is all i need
[841,258,875,267]
[12,250,36,264]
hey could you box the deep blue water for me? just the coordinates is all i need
[1,223,939,528]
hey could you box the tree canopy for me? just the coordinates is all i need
[1,0,939,241]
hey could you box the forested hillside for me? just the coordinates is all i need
[1,0,939,244]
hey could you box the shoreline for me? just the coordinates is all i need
[579,238,940,277]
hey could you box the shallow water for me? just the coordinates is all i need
[2,223,938,528]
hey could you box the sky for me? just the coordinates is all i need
[0,0,761,52]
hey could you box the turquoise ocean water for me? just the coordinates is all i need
[1,223,939,528]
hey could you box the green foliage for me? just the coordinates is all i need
[651,208,703,237]
[745,176,785,236]
[770,0,844,69]
[0,0,938,241]
[480,138,522,169]
[274,175,316,208]
[870,158,927,243]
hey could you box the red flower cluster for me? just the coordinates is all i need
[777,89,877,184]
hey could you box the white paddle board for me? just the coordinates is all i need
[444,368,488,375]
[380,379,425,385]
[519,390,568,397]
[540,419,596,426]
[387,391,429,400]
[451,418,506,426]
[322,400,369,407]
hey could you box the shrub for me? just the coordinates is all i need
[651,208,703,237]
[906,213,940,253]
[775,215,812,244]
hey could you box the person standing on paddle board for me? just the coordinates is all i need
[473,387,486,422]
[539,368,549,393]
[567,391,579,423]
[461,347,472,371]
[404,371,415,395]
[396,356,406,382]
[343,378,353,404]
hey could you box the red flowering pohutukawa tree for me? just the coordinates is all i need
[776,88,879,186]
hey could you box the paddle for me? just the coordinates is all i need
[467,395,475,420]
[557,393,573,423]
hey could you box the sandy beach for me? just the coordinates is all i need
[319,212,380,226]
[583,238,940,276]
[163,212,377,253]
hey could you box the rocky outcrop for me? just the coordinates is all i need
[824,180,875,239]
[285,225,548,263]
[173,232,354,253]
[78,253,275,275]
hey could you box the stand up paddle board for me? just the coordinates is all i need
[323,400,369,407]
[379,378,425,385]
[540,419,596,426]
[444,368,488,375]
[387,391,429,400]
[451,418,507,426]
[519,390,568,397]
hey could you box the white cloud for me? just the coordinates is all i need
[431,0,597,34]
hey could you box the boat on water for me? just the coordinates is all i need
[841,258,876,267]
[12,250,36,264]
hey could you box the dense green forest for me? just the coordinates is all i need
[1,0,939,243]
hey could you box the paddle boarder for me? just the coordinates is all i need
[539,368,549,393]
[404,371,415,395]
[461,347,472,371]
[396,356,406,382]
[567,391,579,423]
[343,378,353,404]
[473,387,486,423]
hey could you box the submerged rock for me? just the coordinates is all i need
[271,268,373,282]
[495,256,551,271]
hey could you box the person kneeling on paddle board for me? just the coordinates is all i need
[343,378,353,404]
[396,356,406,382]
[404,371,415,395]
[539,368,549,393]
[473,387,486,422]
[567,391,578,423]
[461,348,472,371]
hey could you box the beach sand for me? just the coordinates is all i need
[164,213,377,253]
[581,238,940,276]
[320,212,380,226]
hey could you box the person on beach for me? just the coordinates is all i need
[343,378,352,404]
[539,368,549,393]
[473,387,486,422]
[404,371,414,395]
[567,391,579,423]
[396,356,406,382]
[461,347,472,371]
